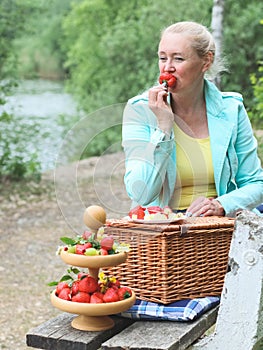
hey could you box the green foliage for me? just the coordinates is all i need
[222,1,263,107]
[0,112,41,181]
[0,0,43,78]
[249,62,263,128]
[246,20,263,129]
[14,0,77,79]
[62,0,212,113]
[0,0,42,182]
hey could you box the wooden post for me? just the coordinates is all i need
[194,210,263,350]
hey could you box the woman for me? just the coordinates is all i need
[122,21,263,217]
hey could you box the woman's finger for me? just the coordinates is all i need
[187,196,207,215]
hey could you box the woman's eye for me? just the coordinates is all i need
[174,57,184,62]
[159,56,184,62]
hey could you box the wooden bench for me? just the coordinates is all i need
[26,306,218,350]
[26,210,263,350]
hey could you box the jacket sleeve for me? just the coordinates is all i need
[122,99,175,206]
[217,101,263,216]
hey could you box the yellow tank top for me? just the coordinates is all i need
[169,123,217,211]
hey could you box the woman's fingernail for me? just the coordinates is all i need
[186,212,192,217]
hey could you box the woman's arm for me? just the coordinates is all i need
[217,104,263,216]
[122,100,175,206]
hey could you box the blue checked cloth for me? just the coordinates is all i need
[118,297,220,321]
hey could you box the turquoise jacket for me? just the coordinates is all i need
[122,79,263,216]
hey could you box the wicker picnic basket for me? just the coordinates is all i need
[103,216,235,304]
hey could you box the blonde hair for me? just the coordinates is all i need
[161,21,226,79]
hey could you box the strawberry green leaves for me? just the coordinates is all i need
[60,237,76,245]
[47,266,80,287]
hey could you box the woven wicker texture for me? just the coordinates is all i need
[103,216,235,304]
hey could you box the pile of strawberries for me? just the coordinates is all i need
[59,230,129,256]
[54,271,132,303]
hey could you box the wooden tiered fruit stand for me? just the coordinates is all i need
[50,206,136,331]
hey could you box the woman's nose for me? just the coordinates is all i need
[164,60,175,72]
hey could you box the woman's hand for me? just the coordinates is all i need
[186,196,225,217]
[148,85,174,134]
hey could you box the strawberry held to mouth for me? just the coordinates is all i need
[159,73,177,88]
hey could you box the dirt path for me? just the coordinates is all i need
[0,152,130,350]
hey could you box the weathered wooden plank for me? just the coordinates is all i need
[101,306,218,350]
[26,313,134,350]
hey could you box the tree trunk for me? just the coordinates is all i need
[211,0,224,88]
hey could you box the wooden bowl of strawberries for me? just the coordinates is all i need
[50,271,136,331]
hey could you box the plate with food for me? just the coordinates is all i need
[128,205,186,224]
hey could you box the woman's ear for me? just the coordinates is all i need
[202,51,214,72]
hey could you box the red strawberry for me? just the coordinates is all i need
[56,281,69,296]
[58,287,71,301]
[83,242,92,250]
[109,279,121,290]
[147,206,163,214]
[128,205,146,219]
[82,230,92,240]
[94,291,104,299]
[90,292,104,303]
[118,286,132,300]
[78,275,98,294]
[72,291,90,303]
[99,248,108,255]
[77,272,88,279]
[137,207,145,219]
[71,280,80,296]
[103,287,120,303]
[100,236,114,251]
[75,244,86,255]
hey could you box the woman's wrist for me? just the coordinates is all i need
[157,124,173,137]
[212,199,225,216]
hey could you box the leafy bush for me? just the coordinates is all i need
[249,62,263,128]
[222,2,263,106]
[0,0,42,182]
[0,108,41,181]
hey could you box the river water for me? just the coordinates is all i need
[1,79,82,172]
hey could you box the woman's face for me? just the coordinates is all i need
[158,33,209,93]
